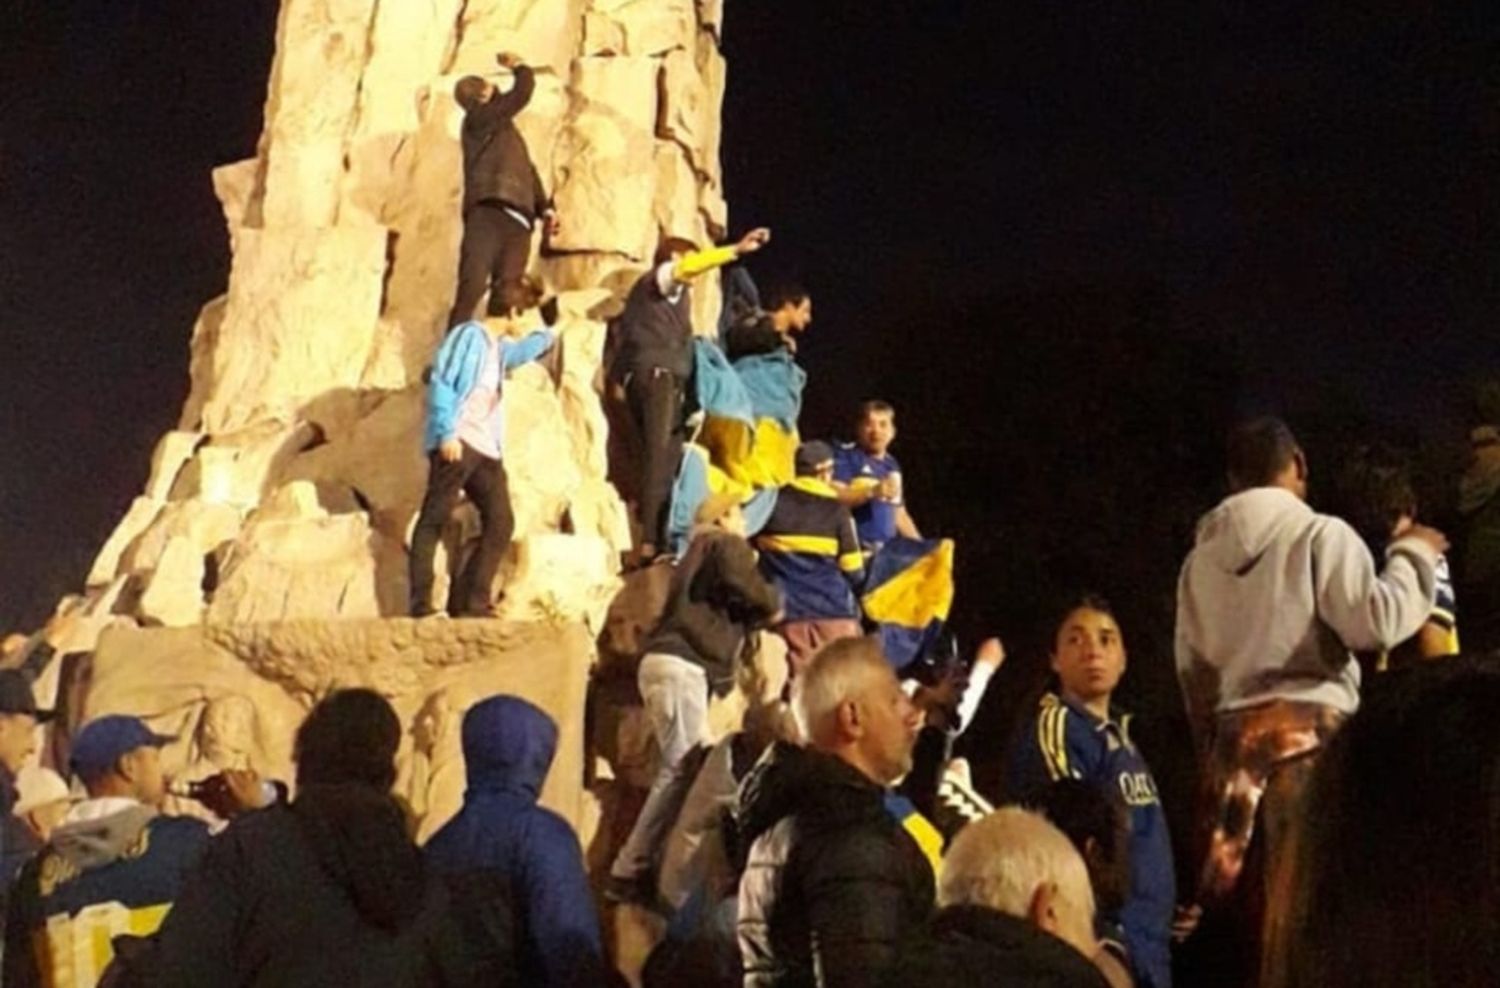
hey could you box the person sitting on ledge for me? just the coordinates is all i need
[410,283,558,619]
[449,52,559,329]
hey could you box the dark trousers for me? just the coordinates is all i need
[626,367,686,552]
[449,202,532,328]
[409,446,515,616]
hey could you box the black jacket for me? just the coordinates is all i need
[462,64,549,219]
[646,529,781,696]
[0,766,39,932]
[610,268,697,381]
[142,784,476,987]
[881,905,1110,988]
[735,743,935,988]
[723,314,788,362]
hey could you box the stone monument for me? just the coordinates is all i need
[19,0,735,844]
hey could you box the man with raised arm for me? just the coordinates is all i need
[611,228,772,564]
[449,53,559,328]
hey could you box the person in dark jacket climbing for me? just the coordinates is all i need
[608,492,782,904]
[610,227,771,562]
[140,689,463,987]
[736,635,932,988]
[425,694,604,987]
[882,807,1108,988]
[449,52,560,328]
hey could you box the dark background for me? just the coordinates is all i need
[2,2,1496,805]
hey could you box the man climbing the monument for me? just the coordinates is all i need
[410,284,558,619]
[833,399,921,554]
[606,492,781,905]
[449,52,559,329]
[610,227,772,565]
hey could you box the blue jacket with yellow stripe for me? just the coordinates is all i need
[2,800,210,988]
[754,477,865,622]
[1005,692,1176,988]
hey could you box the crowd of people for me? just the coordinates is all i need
[0,51,1496,988]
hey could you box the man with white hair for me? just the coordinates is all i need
[736,636,932,987]
[883,807,1110,987]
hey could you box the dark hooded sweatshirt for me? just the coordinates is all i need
[139,786,457,987]
[424,695,605,988]
[736,742,934,988]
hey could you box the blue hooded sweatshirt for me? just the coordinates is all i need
[423,695,603,987]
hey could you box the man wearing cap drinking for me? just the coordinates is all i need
[2,714,267,988]
[756,441,867,675]
[606,492,783,905]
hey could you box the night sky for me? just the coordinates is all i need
[3,0,1497,661]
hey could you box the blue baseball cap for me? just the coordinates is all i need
[69,715,176,782]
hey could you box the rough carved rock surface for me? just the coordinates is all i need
[76,0,727,634]
[72,620,593,838]
[19,0,736,869]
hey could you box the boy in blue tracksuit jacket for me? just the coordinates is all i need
[424,695,604,987]
[410,309,555,618]
[1004,598,1177,988]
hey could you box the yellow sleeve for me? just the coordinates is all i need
[672,244,739,281]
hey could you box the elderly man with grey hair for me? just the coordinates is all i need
[882,807,1111,987]
[736,635,932,988]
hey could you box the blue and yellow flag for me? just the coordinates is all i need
[666,443,777,556]
[861,536,956,671]
[693,339,806,491]
[884,791,944,875]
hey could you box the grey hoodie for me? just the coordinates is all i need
[1175,487,1438,742]
[51,799,157,871]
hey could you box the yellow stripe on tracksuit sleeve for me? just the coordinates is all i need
[902,810,945,876]
[758,534,840,556]
[838,551,865,573]
[1039,706,1072,781]
[673,244,739,280]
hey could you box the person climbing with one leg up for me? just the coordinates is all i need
[410,286,557,618]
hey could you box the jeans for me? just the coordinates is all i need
[408,446,515,616]
[610,652,710,882]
